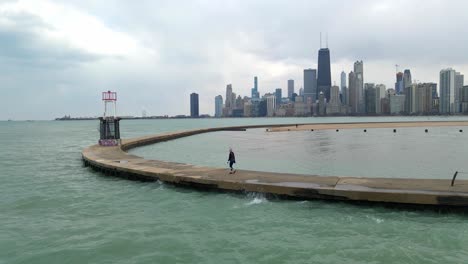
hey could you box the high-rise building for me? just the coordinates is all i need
[235,95,244,109]
[440,68,456,114]
[403,69,414,113]
[250,99,262,117]
[461,85,468,112]
[404,84,417,114]
[225,84,233,109]
[348,71,358,113]
[395,72,403,94]
[275,88,282,108]
[403,69,412,90]
[455,72,464,113]
[214,95,223,117]
[364,83,376,114]
[403,70,413,113]
[299,87,304,96]
[303,69,317,103]
[190,93,199,118]
[317,48,332,101]
[293,96,309,116]
[340,71,346,89]
[251,76,259,99]
[354,61,364,113]
[375,84,386,114]
[327,85,340,114]
[340,71,347,104]
[258,99,267,117]
[429,83,439,113]
[415,83,434,114]
[381,97,390,114]
[317,92,326,116]
[342,87,348,107]
[430,83,438,98]
[265,94,276,117]
[291,93,298,102]
[389,94,405,114]
[287,80,294,99]
[243,100,252,117]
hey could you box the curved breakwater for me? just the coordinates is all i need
[82,121,468,207]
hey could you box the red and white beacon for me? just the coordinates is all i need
[99,91,121,146]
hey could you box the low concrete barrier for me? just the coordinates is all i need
[82,121,468,207]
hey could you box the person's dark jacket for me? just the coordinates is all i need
[228,151,236,163]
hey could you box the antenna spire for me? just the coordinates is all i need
[326,32,328,48]
[320,32,322,48]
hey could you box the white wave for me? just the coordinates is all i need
[153,180,165,190]
[367,215,384,224]
[245,193,268,206]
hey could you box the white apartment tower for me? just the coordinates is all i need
[440,69,456,114]
[354,61,364,113]
[266,95,276,117]
[215,95,223,117]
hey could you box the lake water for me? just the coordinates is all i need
[132,124,468,179]
[2,117,468,263]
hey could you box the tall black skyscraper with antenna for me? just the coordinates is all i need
[317,34,332,101]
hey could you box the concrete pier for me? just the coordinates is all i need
[82,121,468,207]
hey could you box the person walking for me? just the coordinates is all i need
[227,148,236,174]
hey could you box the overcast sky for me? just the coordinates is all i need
[1,0,468,120]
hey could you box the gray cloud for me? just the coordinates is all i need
[1,0,468,119]
[0,13,101,69]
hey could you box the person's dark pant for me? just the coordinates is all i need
[229,161,235,171]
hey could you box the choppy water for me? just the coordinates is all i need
[132,124,468,179]
[2,117,468,263]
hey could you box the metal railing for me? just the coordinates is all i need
[451,171,468,186]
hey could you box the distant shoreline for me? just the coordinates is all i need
[2,114,467,122]
[268,121,468,132]
[54,113,468,121]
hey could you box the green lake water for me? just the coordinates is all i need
[2,117,468,263]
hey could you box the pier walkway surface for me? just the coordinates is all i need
[82,121,468,207]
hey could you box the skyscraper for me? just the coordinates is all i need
[462,85,468,112]
[455,72,464,113]
[287,79,294,99]
[354,61,364,113]
[348,71,358,113]
[225,84,233,109]
[251,76,259,99]
[327,85,341,114]
[404,84,417,114]
[190,93,199,118]
[303,69,317,104]
[340,71,347,104]
[265,94,276,117]
[231,92,236,108]
[375,84,386,114]
[215,95,223,117]
[395,72,403,94]
[415,83,434,114]
[317,48,332,101]
[403,69,412,90]
[340,71,346,89]
[317,92,326,115]
[440,68,456,114]
[275,88,282,107]
[364,83,376,114]
[389,94,406,114]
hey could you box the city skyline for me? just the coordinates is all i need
[211,51,466,118]
[2,0,468,119]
